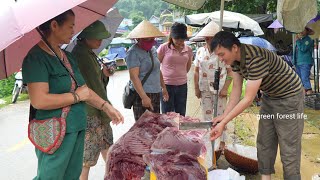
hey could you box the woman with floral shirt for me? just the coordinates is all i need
[193,22,232,149]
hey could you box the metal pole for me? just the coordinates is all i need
[315,38,320,93]
[210,0,225,171]
[314,40,317,93]
[219,0,225,31]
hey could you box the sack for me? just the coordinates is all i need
[122,81,137,109]
[28,106,69,154]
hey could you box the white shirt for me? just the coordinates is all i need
[194,47,229,92]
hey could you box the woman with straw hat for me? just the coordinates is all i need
[193,21,232,150]
[157,22,193,116]
[71,20,121,180]
[126,20,169,121]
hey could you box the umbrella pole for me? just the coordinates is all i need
[219,0,225,31]
[210,0,225,171]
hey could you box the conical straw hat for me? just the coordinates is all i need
[195,21,221,38]
[127,20,165,39]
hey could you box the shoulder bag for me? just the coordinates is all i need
[28,33,79,154]
[122,51,154,109]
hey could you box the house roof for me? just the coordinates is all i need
[149,15,160,23]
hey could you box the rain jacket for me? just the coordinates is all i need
[294,35,314,66]
[72,41,110,123]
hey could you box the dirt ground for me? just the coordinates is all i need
[185,66,320,180]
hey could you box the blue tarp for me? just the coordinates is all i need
[108,46,127,59]
[105,53,118,60]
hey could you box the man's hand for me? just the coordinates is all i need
[212,114,225,125]
[210,122,226,141]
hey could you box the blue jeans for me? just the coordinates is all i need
[296,64,312,90]
[161,83,187,116]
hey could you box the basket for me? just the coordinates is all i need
[224,144,258,173]
[305,93,320,110]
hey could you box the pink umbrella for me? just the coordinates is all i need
[0,0,118,79]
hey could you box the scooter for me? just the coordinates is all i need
[12,69,24,103]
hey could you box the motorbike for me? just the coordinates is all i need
[12,69,26,103]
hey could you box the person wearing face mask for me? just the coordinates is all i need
[71,21,119,180]
[125,20,169,121]
[157,22,193,116]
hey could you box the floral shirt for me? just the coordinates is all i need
[194,46,230,92]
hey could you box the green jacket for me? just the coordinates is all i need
[294,35,314,66]
[72,41,111,123]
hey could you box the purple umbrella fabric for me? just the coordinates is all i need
[268,19,283,29]
[308,15,320,24]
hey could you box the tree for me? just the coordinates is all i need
[115,0,170,19]
[130,11,145,27]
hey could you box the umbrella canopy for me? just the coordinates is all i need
[185,11,264,36]
[65,8,124,54]
[277,0,317,33]
[267,19,283,29]
[307,20,320,39]
[238,36,276,52]
[0,0,118,79]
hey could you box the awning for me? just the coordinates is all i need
[185,11,264,36]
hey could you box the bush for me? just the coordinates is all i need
[0,74,15,98]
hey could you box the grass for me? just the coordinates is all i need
[0,93,29,109]
[304,109,320,129]
[234,117,256,147]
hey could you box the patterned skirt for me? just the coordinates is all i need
[83,116,113,167]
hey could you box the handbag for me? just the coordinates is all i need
[122,51,154,109]
[28,35,79,154]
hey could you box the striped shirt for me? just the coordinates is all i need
[232,44,302,98]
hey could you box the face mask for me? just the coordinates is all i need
[138,40,155,51]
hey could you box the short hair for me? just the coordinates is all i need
[210,31,241,52]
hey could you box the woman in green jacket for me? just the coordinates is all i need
[22,10,123,180]
[294,27,314,95]
[71,21,117,180]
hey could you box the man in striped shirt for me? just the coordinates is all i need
[210,31,304,180]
